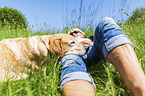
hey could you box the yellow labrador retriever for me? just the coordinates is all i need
[0,34,87,82]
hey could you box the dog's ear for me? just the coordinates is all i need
[49,37,65,56]
[40,35,51,49]
[49,34,77,56]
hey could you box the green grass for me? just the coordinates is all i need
[0,17,144,96]
[0,1,145,95]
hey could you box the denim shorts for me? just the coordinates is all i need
[60,54,96,90]
[59,17,132,91]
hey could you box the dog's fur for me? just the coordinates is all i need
[0,34,87,82]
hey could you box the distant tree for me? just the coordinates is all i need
[127,7,145,23]
[0,7,28,29]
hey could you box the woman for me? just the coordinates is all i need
[60,17,145,96]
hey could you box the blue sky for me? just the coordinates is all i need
[0,0,145,32]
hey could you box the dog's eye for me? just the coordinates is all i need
[69,41,75,47]
[70,41,75,44]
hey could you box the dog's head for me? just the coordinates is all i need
[48,34,86,57]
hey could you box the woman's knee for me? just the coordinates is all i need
[102,17,114,22]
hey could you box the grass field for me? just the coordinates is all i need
[0,16,144,96]
[0,2,145,95]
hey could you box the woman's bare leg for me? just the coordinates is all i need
[107,44,145,96]
[62,80,95,96]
